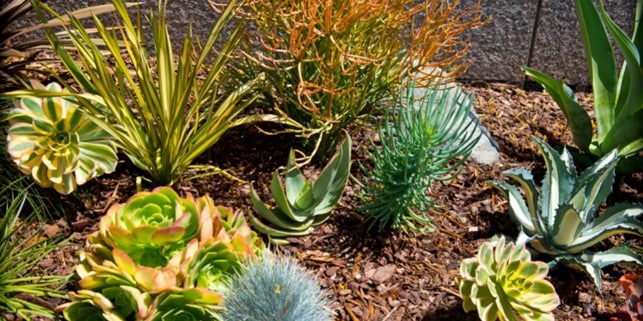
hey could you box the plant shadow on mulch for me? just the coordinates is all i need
[16,82,643,321]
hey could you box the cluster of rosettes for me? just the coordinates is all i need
[58,187,263,321]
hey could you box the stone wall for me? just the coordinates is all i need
[26,0,639,86]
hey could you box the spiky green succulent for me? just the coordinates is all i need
[222,249,333,321]
[488,136,643,290]
[6,82,117,194]
[248,134,351,245]
[357,81,479,233]
[458,236,560,321]
[58,187,262,321]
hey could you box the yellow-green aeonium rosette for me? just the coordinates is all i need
[6,82,117,194]
[458,236,560,321]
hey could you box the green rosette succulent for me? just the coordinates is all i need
[59,187,262,321]
[6,81,118,194]
[145,288,223,321]
[458,236,560,321]
[95,186,202,267]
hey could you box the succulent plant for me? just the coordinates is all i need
[248,134,351,245]
[458,236,560,321]
[610,273,643,321]
[488,136,643,290]
[222,249,333,321]
[58,187,262,321]
[357,82,479,233]
[6,82,117,194]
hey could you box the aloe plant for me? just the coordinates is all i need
[523,0,643,173]
[248,134,351,245]
[458,236,560,321]
[488,136,643,290]
[222,249,333,321]
[58,187,263,321]
[6,82,117,194]
[357,82,480,233]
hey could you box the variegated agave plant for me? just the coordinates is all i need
[488,136,643,290]
[58,187,263,321]
[6,82,117,194]
[458,236,560,321]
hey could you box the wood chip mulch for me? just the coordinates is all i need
[10,82,642,321]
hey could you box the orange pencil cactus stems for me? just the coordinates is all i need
[221,0,485,159]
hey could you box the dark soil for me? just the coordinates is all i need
[10,82,643,321]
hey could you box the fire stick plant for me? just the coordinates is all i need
[226,0,484,159]
[58,187,263,320]
[6,82,117,194]
[488,136,643,290]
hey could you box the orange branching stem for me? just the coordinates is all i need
[223,0,486,159]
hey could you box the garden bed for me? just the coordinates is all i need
[14,81,640,321]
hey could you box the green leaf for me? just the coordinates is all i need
[522,67,593,152]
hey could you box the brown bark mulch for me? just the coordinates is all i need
[13,82,643,321]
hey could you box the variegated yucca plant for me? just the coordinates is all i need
[488,136,643,290]
[248,134,351,245]
[58,187,263,321]
[458,236,560,321]
[6,82,117,194]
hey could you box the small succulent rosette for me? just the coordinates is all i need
[458,236,560,321]
[6,82,118,194]
[58,187,263,321]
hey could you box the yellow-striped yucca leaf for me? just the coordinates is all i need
[458,236,560,321]
[6,82,117,194]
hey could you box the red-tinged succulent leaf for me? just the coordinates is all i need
[611,274,643,321]
[112,248,137,277]
[151,226,186,244]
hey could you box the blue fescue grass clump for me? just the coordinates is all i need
[222,249,333,321]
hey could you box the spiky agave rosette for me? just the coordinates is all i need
[458,236,560,321]
[6,82,117,194]
[58,187,263,321]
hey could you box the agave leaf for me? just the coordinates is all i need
[533,136,576,230]
[575,0,618,138]
[597,0,642,149]
[488,180,539,236]
[550,205,583,250]
[551,245,643,291]
[522,67,592,152]
[569,148,618,221]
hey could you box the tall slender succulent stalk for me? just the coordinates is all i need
[357,82,480,233]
